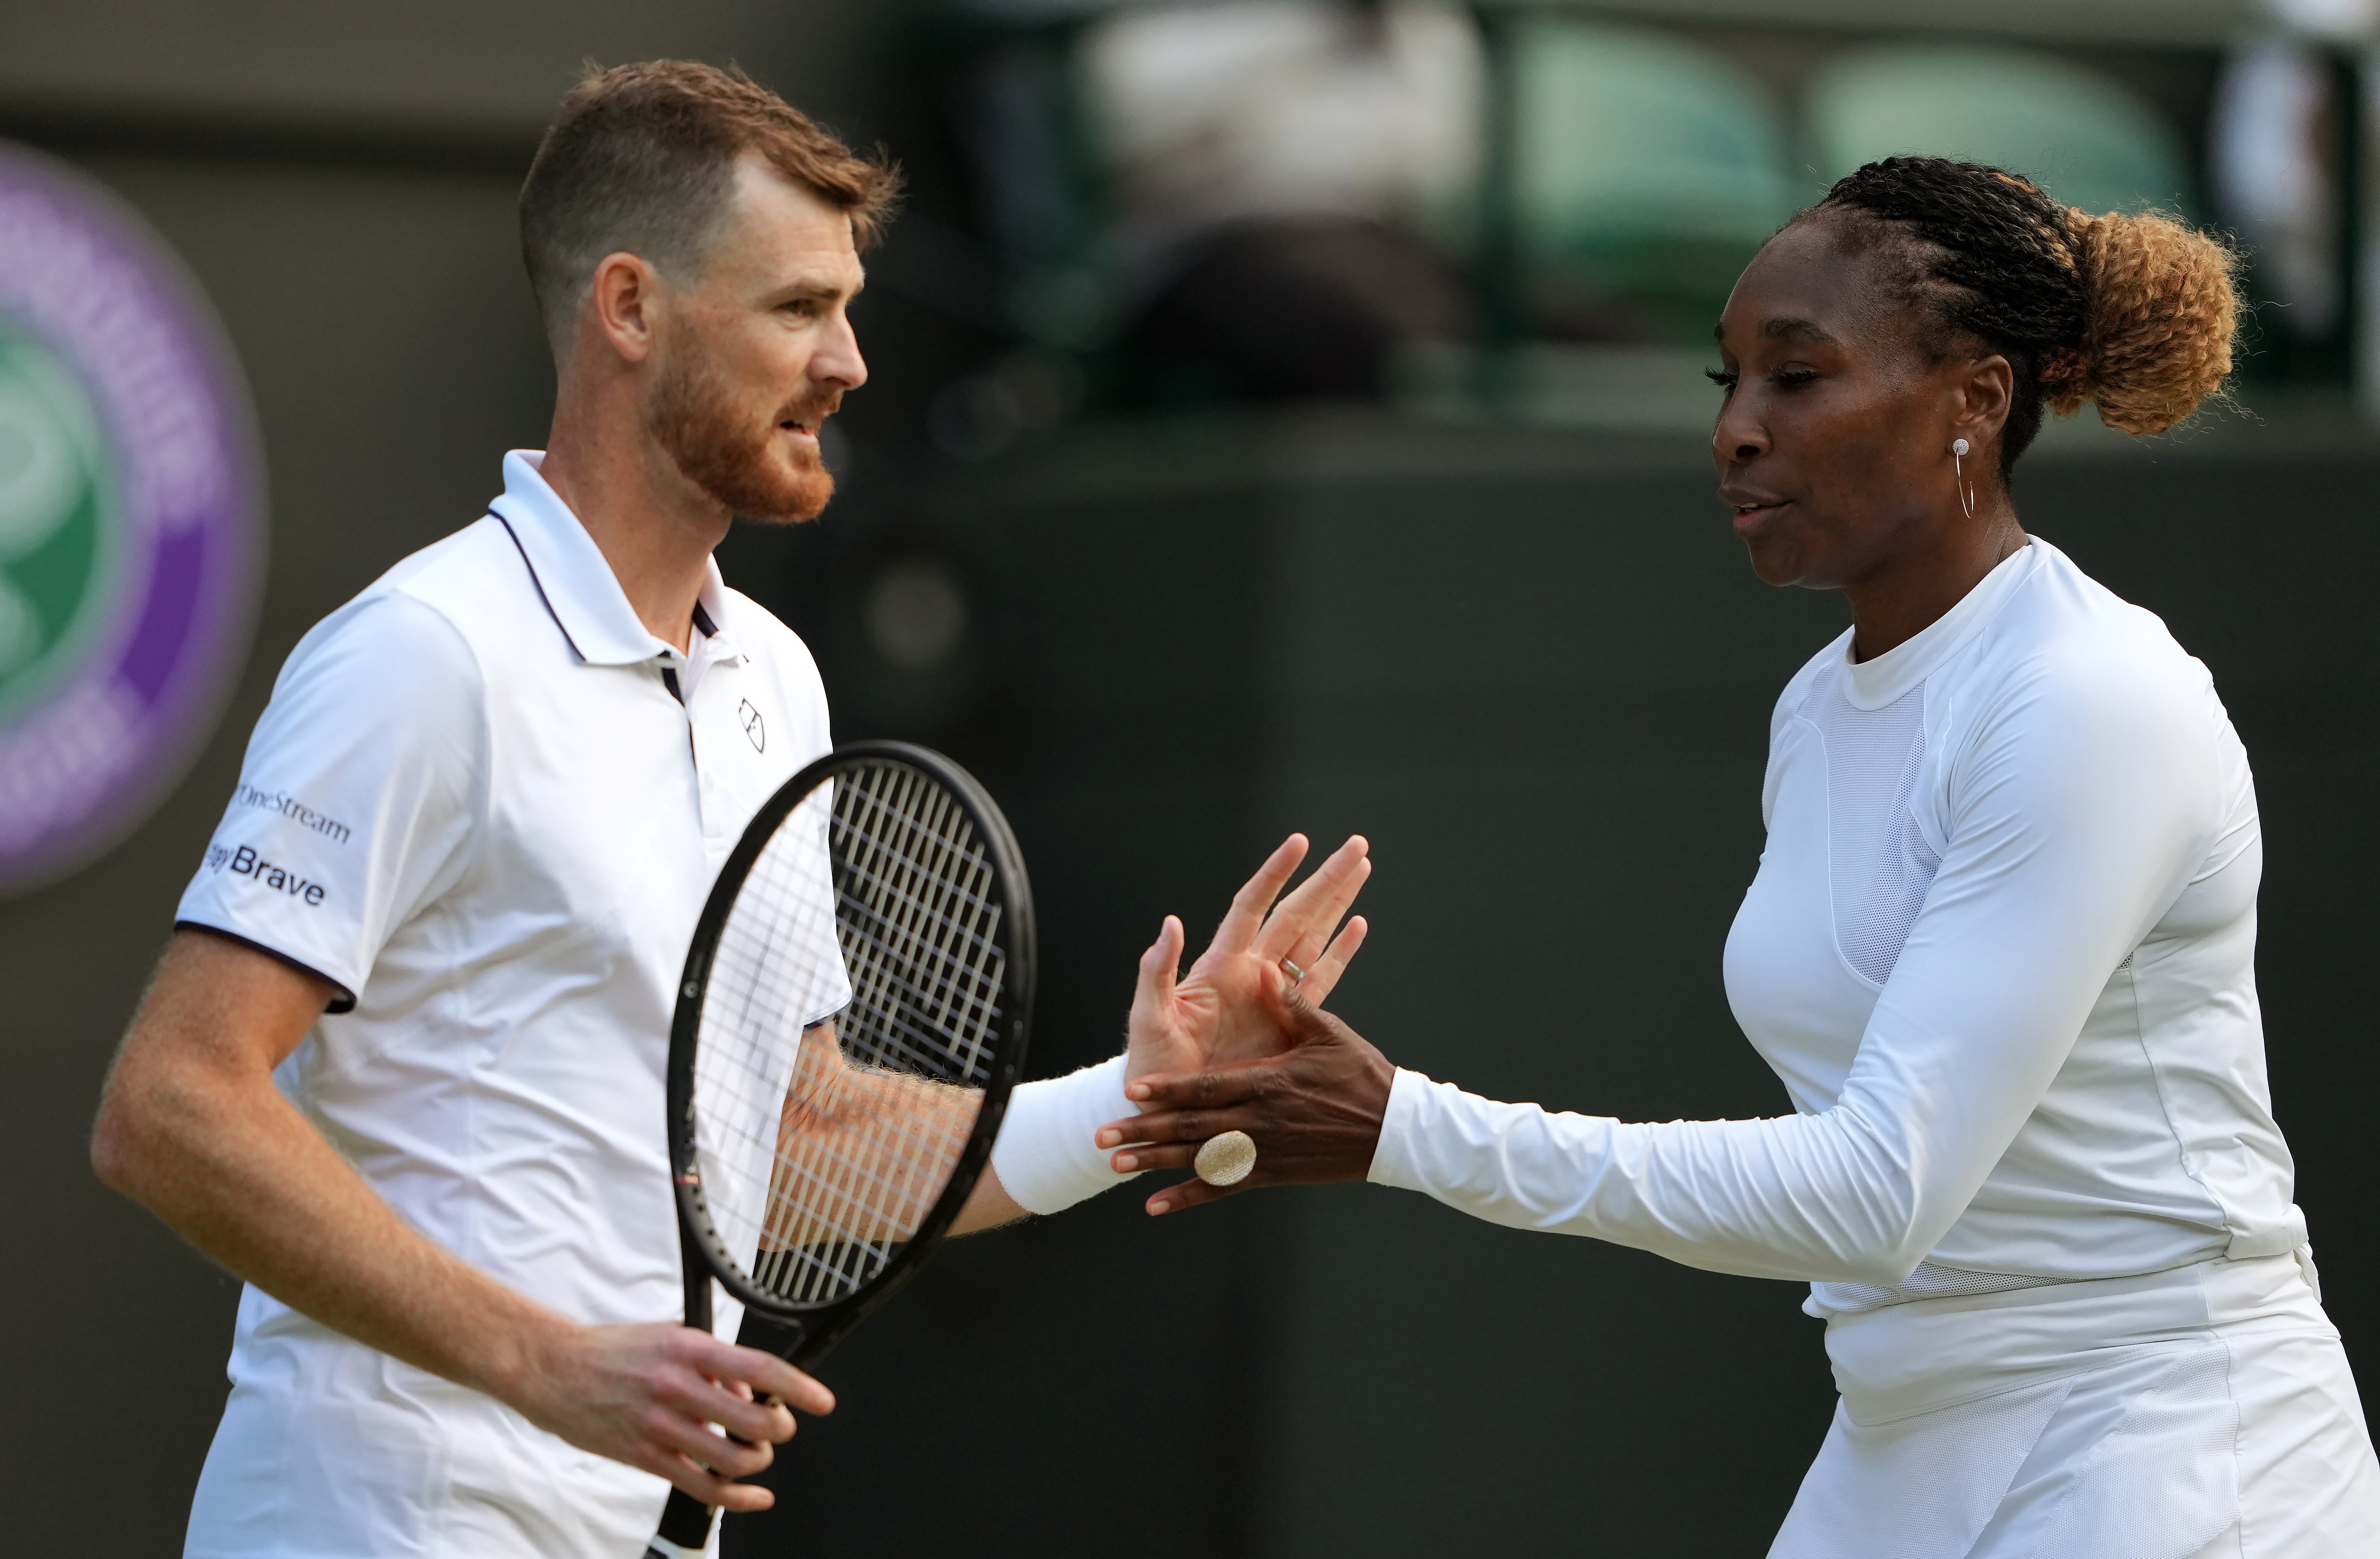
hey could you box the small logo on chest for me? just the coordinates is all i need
[738,699,765,752]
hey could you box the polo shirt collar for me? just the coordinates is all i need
[489,449,735,667]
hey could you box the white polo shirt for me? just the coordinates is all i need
[173,450,844,1558]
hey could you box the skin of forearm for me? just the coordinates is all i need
[775,1025,1024,1239]
[953,1166,1027,1233]
[91,939,566,1408]
[771,1033,1014,1237]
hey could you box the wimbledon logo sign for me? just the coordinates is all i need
[0,142,262,898]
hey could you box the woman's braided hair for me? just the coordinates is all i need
[1807,156,2240,475]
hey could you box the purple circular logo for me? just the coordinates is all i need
[0,142,263,898]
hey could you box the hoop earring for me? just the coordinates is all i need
[1951,438,1976,519]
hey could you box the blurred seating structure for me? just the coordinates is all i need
[1804,43,2197,218]
[929,2,2352,423]
[1506,17,1797,346]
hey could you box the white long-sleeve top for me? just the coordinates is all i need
[1369,540,2305,1314]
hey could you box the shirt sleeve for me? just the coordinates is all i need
[1367,647,2222,1284]
[174,591,485,1011]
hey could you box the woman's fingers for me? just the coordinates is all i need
[1208,834,1310,957]
[1145,1175,1249,1216]
[1120,1058,1269,1113]
[1113,995,1393,1212]
[1296,915,1369,1006]
[1098,1104,1238,1148]
[1107,1141,1201,1174]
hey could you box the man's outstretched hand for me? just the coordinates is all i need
[1123,833,1370,1084]
[1101,991,1396,1216]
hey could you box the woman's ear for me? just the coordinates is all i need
[1955,353,2016,449]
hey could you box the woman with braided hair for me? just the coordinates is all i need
[1107,156,2380,1554]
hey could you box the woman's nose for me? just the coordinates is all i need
[1713,414,1768,464]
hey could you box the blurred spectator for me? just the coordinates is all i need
[2210,41,2342,349]
[1078,0,1483,401]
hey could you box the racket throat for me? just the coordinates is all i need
[651,1489,717,1555]
[647,1526,709,1559]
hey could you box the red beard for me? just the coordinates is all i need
[646,346,838,525]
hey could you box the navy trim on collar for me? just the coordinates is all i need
[492,512,586,663]
[692,601,718,639]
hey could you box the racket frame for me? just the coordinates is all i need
[664,739,1036,1365]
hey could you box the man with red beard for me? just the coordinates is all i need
[90,62,1371,1558]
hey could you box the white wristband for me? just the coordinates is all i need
[990,1054,1140,1216]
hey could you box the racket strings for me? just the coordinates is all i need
[690,760,1009,1308]
[835,768,1006,1074]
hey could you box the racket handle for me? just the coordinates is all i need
[650,1488,716,1555]
[647,1376,787,1554]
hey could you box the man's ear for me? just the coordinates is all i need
[584,251,663,364]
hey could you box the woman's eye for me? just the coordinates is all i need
[1772,367,1820,390]
[1705,368,1737,391]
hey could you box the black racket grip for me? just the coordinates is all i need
[653,1487,715,1552]
[649,1381,790,1552]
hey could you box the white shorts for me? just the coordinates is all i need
[1770,1251,2380,1559]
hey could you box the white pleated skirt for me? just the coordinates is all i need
[1769,1251,2380,1558]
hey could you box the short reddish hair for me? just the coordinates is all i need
[519,59,900,347]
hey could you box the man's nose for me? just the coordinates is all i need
[813,312,867,392]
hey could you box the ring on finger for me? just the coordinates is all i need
[1279,956,1306,983]
[1195,1129,1257,1186]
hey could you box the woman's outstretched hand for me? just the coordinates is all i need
[1123,834,1371,1084]
[1100,991,1396,1215]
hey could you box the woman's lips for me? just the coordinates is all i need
[1732,500,1789,534]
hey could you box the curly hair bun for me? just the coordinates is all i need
[2056,208,2240,436]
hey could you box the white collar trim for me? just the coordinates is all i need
[489,449,734,667]
[1841,539,2044,709]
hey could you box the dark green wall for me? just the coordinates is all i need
[0,151,553,1554]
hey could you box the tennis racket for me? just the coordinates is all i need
[645,741,1035,1558]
